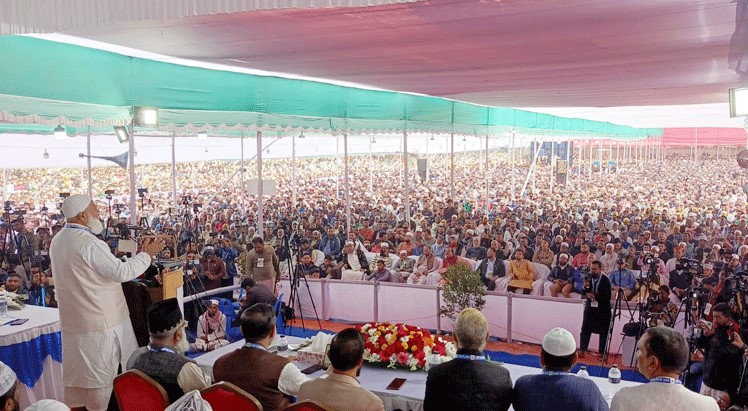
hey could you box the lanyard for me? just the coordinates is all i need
[147,345,176,354]
[454,353,487,361]
[542,370,569,376]
[649,377,682,385]
[244,342,267,351]
[65,224,94,235]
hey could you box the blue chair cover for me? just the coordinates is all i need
[275,294,285,332]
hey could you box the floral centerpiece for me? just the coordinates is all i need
[357,322,456,371]
[3,291,26,310]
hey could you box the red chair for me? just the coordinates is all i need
[285,401,333,411]
[201,382,263,411]
[113,370,169,411]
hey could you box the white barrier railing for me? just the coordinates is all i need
[182,278,689,355]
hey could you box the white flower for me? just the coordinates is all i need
[369,335,379,345]
[362,348,372,360]
[369,353,381,363]
[399,336,410,343]
[445,342,457,358]
[368,328,377,337]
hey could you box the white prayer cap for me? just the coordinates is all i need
[23,399,69,411]
[165,390,213,411]
[62,194,92,219]
[399,250,407,255]
[542,327,576,357]
[209,299,219,307]
[380,242,389,248]
[0,361,16,396]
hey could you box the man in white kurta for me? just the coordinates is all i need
[50,194,165,411]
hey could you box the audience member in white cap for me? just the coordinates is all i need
[49,194,166,411]
[0,361,19,411]
[195,299,229,352]
[610,326,719,411]
[512,327,608,411]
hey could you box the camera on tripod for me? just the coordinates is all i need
[643,253,657,266]
[581,265,593,293]
[676,258,703,277]
[138,188,148,198]
[105,189,115,200]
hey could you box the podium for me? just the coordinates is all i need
[123,268,185,347]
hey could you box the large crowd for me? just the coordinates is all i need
[3,148,748,410]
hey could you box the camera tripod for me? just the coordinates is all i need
[280,233,322,334]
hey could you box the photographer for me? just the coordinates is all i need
[670,257,695,304]
[647,285,679,328]
[579,260,612,357]
[696,303,745,408]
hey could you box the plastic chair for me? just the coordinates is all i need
[285,400,333,410]
[113,370,169,411]
[201,381,263,411]
[275,293,285,332]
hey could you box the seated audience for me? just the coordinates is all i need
[475,247,505,291]
[3,273,23,294]
[547,253,575,298]
[393,250,415,282]
[235,278,277,324]
[408,245,439,285]
[609,259,637,301]
[213,303,309,410]
[297,328,385,411]
[126,298,211,403]
[424,308,512,411]
[610,326,718,411]
[366,260,392,282]
[195,300,230,352]
[337,241,369,280]
[513,327,608,411]
[0,361,18,411]
[508,250,535,294]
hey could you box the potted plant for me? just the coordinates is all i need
[439,263,486,321]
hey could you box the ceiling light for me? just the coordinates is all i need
[197,131,208,141]
[371,138,377,144]
[113,126,129,143]
[134,106,158,126]
[204,147,208,153]
[266,148,270,154]
[53,125,66,141]
[462,136,467,142]
[730,87,748,117]
[43,149,49,160]
[299,132,305,139]
[430,135,435,141]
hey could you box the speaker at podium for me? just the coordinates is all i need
[123,265,184,348]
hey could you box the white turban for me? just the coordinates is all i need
[209,299,219,307]
[0,361,16,396]
[62,194,92,219]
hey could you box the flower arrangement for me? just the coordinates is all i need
[4,291,26,310]
[357,322,456,371]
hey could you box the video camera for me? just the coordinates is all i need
[580,265,593,293]
[676,258,703,278]
[642,253,658,266]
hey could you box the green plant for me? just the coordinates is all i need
[439,263,486,320]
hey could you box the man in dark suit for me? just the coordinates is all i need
[475,247,505,290]
[579,260,612,357]
[424,308,513,411]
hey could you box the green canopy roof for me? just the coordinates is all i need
[0,36,662,139]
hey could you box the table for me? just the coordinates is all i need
[0,305,62,409]
[196,336,640,411]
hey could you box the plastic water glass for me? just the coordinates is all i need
[425,354,441,371]
[277,335,289,351]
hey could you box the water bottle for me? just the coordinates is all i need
[425,354,441,371]
[576,366,589,378]
[277,335,289,351]
[0,292,8,318]
[608,364,621,384]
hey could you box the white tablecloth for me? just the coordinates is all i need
[196,336,640,411]
[0,305,63,409]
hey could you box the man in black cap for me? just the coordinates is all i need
[126,298,211,404]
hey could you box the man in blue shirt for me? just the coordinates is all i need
[513,327,609,411]
[609,259,637,301]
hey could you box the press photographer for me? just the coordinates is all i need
[695,302,746,408]
[646,285,679,328]
[579,261,612,357]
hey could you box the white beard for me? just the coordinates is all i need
[175,332,190,355]
[85,213,104,235]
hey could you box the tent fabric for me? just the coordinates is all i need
[0,35,661,138]
[0,0,423,35]
[659,128,748,147]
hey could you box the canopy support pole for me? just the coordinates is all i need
[404,131,411,226]
[608,140,613,174]
[599,140,603,175]
[336,135,340,199]
[128,122,137,225]
[171,130,177,214]
[450,133,455,202]
[485,134,490,215]
[521,143,542,197]
[531,135,537,192]
[564,138,571,191]
[510,131,516,200]
[695,128,698,162]
[344,133,351,234]
[240,131,245,211]
[257,131,264,236]
[291,133,297,209]
[86,127,92,199]
[588,139,593,176]
[550,136,555,193]
[2,169,6,202]
[369,138,373,193]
